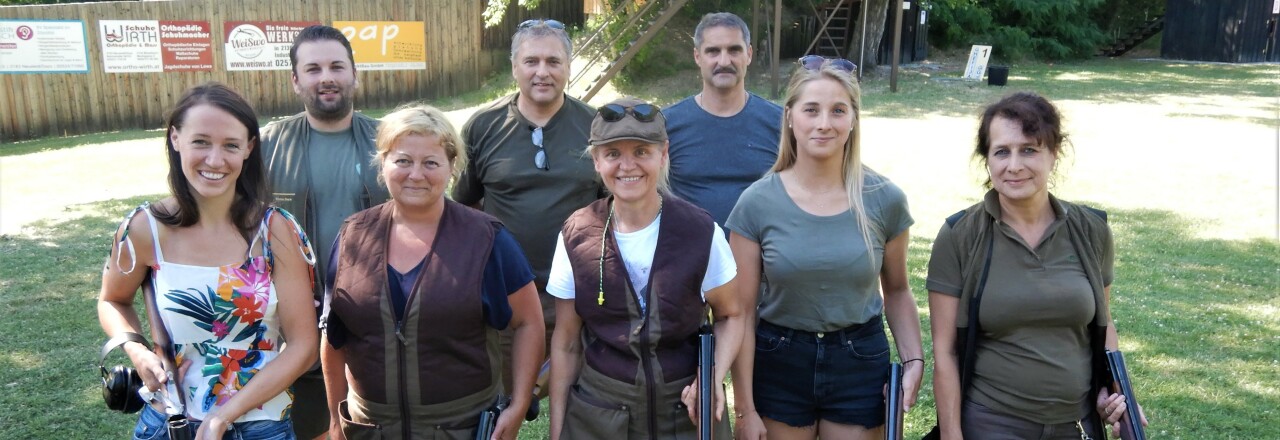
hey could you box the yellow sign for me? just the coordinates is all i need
[333,21,425,70]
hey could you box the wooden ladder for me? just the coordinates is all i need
[568,0,691,102]
[806,0,854,58]
[1098,15,1164,57]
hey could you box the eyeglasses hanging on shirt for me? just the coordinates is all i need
[532,126,549,170]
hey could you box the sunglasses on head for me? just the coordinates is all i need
[598,103,660,123]
[798,55,857,74]
[518,19,565,30]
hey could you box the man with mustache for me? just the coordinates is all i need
[665,12,782,228]
[452,19,602,402]
[260,24,390,440]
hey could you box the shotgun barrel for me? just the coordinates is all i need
[885,362,904,440]
[698,327,715,440]
[1106,350,1147,440]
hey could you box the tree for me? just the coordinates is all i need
[929,0,1110,60]
[850,0,891,69]
[482,0,544,28]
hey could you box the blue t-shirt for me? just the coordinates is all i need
[664,93,783,226]
[325,227,535,348]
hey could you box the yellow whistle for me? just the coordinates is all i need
[597,291,605,306]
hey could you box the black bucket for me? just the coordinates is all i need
[987,65,1009,86]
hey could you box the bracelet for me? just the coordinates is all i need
[902,358,924,366]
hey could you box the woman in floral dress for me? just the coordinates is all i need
[98,83,318,440]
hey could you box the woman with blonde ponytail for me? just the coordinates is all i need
[726,58,924,440]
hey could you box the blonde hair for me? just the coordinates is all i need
[373,104,467,184]
[775,64,878,254]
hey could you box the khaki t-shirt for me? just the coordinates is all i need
[926,197,1112,424]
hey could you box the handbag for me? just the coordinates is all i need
[921,219,995,440]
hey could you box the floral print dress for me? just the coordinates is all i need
[119,204,313,422]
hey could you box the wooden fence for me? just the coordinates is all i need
[0,0,583,143]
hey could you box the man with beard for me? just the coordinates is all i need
[452,19,602,401]
[664,12,782,227]
[260,24,389,440]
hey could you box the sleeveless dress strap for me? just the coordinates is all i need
[140,207,165,264]
[262,206,317,269]
[112,202,160,274]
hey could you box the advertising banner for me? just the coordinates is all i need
[99,20,161,72]
[159,21,213,72]
[224,21,319,71]
[334,21,425,70]
[100,20,212,72]
[0,20,89,73]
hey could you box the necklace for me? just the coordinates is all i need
[597,195,663,306]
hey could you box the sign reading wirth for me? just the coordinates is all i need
[99,20,212,73]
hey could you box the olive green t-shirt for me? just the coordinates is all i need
[306,127,364,276]
[451,93,604,292]
[727,171,913,332]
[926,195,1113,424]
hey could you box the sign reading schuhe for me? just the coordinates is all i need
[0,19,89,73]
[224,21,320,71]
[99,20,213,73]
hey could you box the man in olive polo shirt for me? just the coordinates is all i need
[451,19,604,396]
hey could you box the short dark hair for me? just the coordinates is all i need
[289,25,355,75]
[157,82,270,241]
[975,92,1068,186]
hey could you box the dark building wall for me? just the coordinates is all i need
[1162,0,1280,62]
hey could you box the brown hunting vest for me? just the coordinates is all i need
[563,196,712,385]
[331,200,502,407]
[560,196,732,439]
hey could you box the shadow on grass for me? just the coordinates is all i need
[902,202,1278,438]
[0,195,1275,437]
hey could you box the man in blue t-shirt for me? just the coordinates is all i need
[664,12,783,226]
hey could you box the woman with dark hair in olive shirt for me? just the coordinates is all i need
[927,92,1147,440]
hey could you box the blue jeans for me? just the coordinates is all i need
[133,405,296,440]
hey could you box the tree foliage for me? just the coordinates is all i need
[928,0,1115,60]
[482,0,544,28]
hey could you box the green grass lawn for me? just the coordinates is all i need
[0,57,1276,438]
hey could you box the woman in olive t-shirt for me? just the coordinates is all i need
[926,92,1147,440]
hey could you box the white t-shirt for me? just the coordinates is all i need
[547,214,736,312]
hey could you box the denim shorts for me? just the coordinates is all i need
[133,404,296,440]
[752,315,890,428]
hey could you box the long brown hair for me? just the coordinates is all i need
[154,82,270,242]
